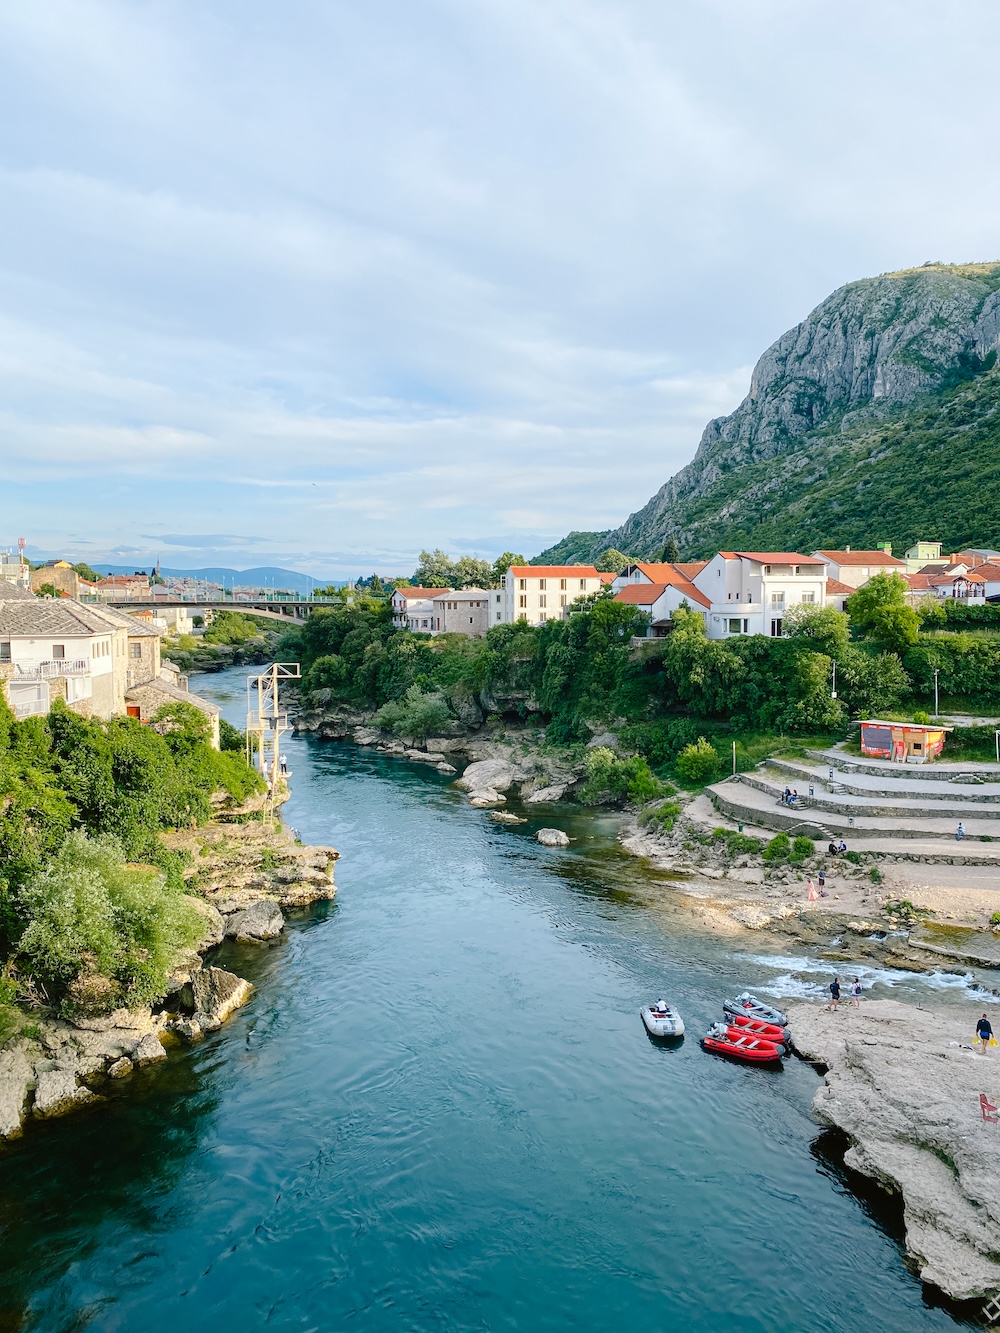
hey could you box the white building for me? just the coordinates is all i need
[691,552,828,639]
[811,548,906,588]
[391,586,449,632]
[501,566,611,626]
[612,579,710,635]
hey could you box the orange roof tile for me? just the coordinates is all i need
[733,552,824,564]
[673,561,708,578]
[615,583,669,604]
[393,587,449,599]
[814,550,906,567]
[508,566,601,579]
[826,577,854,595]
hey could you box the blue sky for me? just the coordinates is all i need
[1,0,998,578]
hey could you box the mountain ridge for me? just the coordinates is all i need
[536,261,1000,562]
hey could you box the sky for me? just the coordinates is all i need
[1,1,998,579]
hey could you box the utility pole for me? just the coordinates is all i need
[831,660,837,699]
[246,662,301,815]
[934,668,940,718]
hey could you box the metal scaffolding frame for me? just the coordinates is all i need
[245,663,301,807]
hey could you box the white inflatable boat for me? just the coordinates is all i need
[641,1001,685,1038]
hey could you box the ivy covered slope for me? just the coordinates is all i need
[536,262,1000,561]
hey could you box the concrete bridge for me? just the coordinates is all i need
[105,597,341,623]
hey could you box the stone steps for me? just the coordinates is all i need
[741,768,1000,822]
[768,756,1000,804]
[708,778,1000,858]
[806,746,1000,782]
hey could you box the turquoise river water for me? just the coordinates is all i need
[0,667,982,1330]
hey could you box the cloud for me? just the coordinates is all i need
[0,0,998,575]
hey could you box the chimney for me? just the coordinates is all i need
[845,545,851,552]
[880,541,892,554]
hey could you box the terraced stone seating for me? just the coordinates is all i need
[707,745,1000,864]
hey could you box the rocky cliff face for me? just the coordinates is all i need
[545,263,1000,561]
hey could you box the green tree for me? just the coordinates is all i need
[71,562,99,583]
[782,605,851,658]
[35,583,60,598]
[595,548,632,574]
[373,685,452,743]
[847,573,920,653]
[659,537,680,562]
[454,556,494,588]
[492,552,526,585]
[412,549,458,588]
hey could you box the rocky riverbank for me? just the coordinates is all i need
[790,998,1000,1304]
[0,816,338,1144]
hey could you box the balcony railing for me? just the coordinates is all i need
[13,698,48,719]
[14,659,89,679]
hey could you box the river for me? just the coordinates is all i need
[0,667,975,1330]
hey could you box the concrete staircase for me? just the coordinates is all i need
[707,745,1000,864]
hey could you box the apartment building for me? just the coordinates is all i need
[811,547,906,588]
[502,566,610,626]
[692,552,827,639]
[391,586,448,631]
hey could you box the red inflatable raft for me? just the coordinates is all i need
[727,1013,791,1046]
[700,1026,784,1064]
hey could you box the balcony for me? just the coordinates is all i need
[13,698,48,719]
[14,659,89,680]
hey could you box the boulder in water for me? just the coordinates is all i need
[191,967,254,1032]
[536,828,570,847]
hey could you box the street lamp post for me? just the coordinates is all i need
[831,660,837,699]
[933,668,940,718]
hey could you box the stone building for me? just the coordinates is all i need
[430,588,493,637]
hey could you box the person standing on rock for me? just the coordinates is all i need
[977,1013,993,1053]
[850,977,862,1007]
[957,820,966,841]
[826,977,841,1011]
[280,753,288,775]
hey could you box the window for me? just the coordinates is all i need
[52,644,65,660]
[0,642,9,662]
[539,612,547,623]
[770,593,784,606]
[770,618,783,637]
[579,579,586,590]
[560,595,567,607]
[518,578,527,591]
[538,578,547,590]
[130,642,142,658]
[559,579,566,591]
[728,618,742,633]
[539,595,546,608]
[801,592,815,604]
[519,595,527,608]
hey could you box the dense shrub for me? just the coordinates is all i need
[638,799,683,833]
[373,685,453,742]
[14,833,205,1014]
[763,833,791,863]
[577,747,669,806]
[790,835,815,864]
[675,737,722,784]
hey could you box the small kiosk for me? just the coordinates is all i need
[859,720,951,764]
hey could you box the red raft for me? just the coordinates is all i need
[700,1024,784,1064]
[727,1013,791,1046]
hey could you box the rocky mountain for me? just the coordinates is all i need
[536,262,1000,562]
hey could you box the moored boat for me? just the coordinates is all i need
[727,1013,792,1046]
[718,1024,786,1057]
[700,1023,784,1065]
[641,1000,685,1038]
[723,992,788,1028]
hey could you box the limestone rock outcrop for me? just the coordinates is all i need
[224,899,284,942]
[191,967,255,1033]
[789,997,1000,1301]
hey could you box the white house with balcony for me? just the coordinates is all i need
[0,594,126,719]
[691,552,828,639]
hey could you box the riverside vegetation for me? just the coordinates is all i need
[279,572,1000,812]
[0,696,263,1043]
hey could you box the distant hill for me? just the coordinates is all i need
[536,262,1000,562]
[87,565,341,593]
